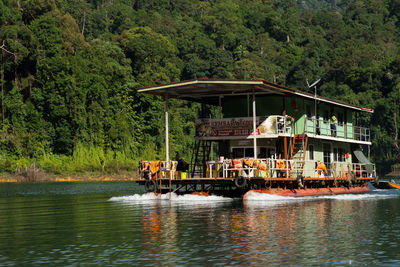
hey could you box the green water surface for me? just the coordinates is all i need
[0,182,399,266]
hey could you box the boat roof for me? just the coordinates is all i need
[136,79,373,113]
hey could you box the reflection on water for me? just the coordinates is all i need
[0,183,400,265]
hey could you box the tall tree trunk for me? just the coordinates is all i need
[395,101,400,160]
[81,11,86,36]
[1,63,4,123]
[14,70,21,91]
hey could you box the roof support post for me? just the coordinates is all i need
[219,96,222,119]
[165,95,169,162]
[247,94,250,117]
[252,89,257,160]
[368,144,370,160]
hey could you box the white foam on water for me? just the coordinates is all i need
[317,192,390,201]
[243,190,307,206]
[246,191,296,201]
[244,190,297,201]
[109,192,233,205]
[109,192,161,202]
[244,188,400,204]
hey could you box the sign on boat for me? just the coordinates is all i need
[135,79,376,198]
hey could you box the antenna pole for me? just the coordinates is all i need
[307,78,321,136]
[314,85,317,135]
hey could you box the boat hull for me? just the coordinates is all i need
[388,182,400,189]
[244,185,370,199]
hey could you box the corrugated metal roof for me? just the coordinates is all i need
[136,79,373,113]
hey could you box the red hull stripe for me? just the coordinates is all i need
[244,186,370,199]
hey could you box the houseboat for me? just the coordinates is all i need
[136,79,376,198]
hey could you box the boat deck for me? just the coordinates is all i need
[135,177,375,183]
[135,176,375,197]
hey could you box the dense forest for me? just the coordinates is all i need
[1,0,400,176]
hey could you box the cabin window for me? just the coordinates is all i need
[259,147,267,158]
[306,105,312,120]
[232,148,244,158]
[323,110,329,123]
[232,147,256,158]
[334,148,345,162]
[339,148,345,161]
[338,113,344,126]
[245,148,254,158]
[309,144,314,160]
[323,143,331,173]
[266,148,275,158]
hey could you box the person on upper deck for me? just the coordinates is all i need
[278,109,294,134]
[330,113,338,137]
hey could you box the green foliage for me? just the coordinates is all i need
[114,26,180,85]
[1,0,400,175]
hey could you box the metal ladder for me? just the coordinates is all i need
[290,134,308,176]
[190,140,212,178]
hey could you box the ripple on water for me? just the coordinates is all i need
[0,183,399,265]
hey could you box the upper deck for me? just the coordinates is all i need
[195,115,370,144]
[137,79,373,151]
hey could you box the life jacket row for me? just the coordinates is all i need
[228,158,267,171]
[229,158,298,172]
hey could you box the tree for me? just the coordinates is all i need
[114,26,180,86]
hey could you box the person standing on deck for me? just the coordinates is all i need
[175,153,188,172]
[276,154,286,178]
[330,113,338,137]
[316,160,328,177]
[278,109,294,134]
[316,110,321,135]
[278,109,286,133]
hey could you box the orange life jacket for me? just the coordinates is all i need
[317,162,327,174]
[257,162,267,171]
[231,159,242,169]
[277,159,285,169]
[243,158,254,168]
[150,161,161,179]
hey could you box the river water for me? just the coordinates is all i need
[0,181,399,266]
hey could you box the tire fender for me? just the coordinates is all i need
[235,176,247,188]
[144,179,158,193]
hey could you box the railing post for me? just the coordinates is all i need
[252,89,257,160]
[165,96,169,162]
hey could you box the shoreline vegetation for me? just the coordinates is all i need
[0,174,136,183]
[0,173,138,183]
[0,143,140,182]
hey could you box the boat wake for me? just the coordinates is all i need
[244,188,400,204]
[109,188,400,208]
[109,192,233,206]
